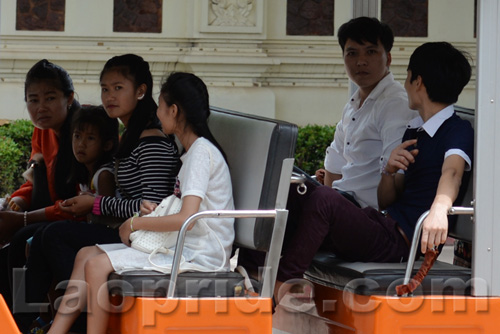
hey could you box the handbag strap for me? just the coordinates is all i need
[148,247,183,271]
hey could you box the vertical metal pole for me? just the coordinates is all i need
[473,0,500,296]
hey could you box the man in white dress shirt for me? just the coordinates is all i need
[316,16,417,209]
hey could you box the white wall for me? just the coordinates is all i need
[0,0,477,126]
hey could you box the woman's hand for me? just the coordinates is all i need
[421,203,449,253]
[385,139,419,174]
[119,217,133,246]
[140,200,157,216]
[59,194,95,216]
[78,191,93,196]
[7,197,26,212]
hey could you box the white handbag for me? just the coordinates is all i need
[128,193,226,273]
[129,194,183,254]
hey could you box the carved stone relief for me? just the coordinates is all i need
[200,0,263,34]
[286,0,334,36]
[381,0,428,37]
[208,0,256,27]
[16,0,65,31]
[113,0,162,33]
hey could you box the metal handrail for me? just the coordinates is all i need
[403,206,475,285]
[291,172,307,184]
[167,209,277,298]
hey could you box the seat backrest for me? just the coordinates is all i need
[208,107,298,251]
[448,106,475,242]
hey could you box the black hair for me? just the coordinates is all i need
[99,54,162,159]
[160,72,227,162]
[69,105,119,185]
[407,42,472,104]
[338,17,394,53]
[24,59,75,101]
[24,59,81,200]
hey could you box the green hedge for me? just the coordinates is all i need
[295,124,336,176]
[0,120,34,197]
[0,119,334,196]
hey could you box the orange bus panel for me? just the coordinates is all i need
[0,294,21,334]
[276,282,500,334]
[108,296,273,334]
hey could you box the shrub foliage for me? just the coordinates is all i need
[0,120,34,196]
[295,124,336,176]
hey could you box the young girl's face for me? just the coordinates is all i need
[26,81,73,134]
[100,70,142,127]
[72,124,105,171]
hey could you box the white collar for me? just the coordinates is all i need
[406,105,455,137]
[350,72,394,105]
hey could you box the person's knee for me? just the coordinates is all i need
[314,185,341,199]
[83,256,98,277]
[76,246,97,261]
[305,185,342,211]
[83,253,110,281]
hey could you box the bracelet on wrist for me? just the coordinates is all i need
[130,212,139,232]
[130,216,135,232]
[381,164,396,177]
[24,211,28,226]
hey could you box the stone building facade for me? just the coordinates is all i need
[0,0,476,125]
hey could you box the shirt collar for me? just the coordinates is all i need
[406,105,455,137]
[350,72,394,105]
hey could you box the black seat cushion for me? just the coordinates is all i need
[305,252,472,296]
[108,271,248,298]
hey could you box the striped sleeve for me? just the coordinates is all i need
[100,137,180,218]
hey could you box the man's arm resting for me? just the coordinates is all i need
[420,155,466,253]
[324,170,342,187]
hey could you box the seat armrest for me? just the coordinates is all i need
[403,206,475,285]
[168,209,278,298]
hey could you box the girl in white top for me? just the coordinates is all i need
[48,72,235,334]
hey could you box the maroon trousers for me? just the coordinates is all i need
[239,180,410,282]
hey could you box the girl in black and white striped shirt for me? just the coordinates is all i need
[23,55,180,330]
